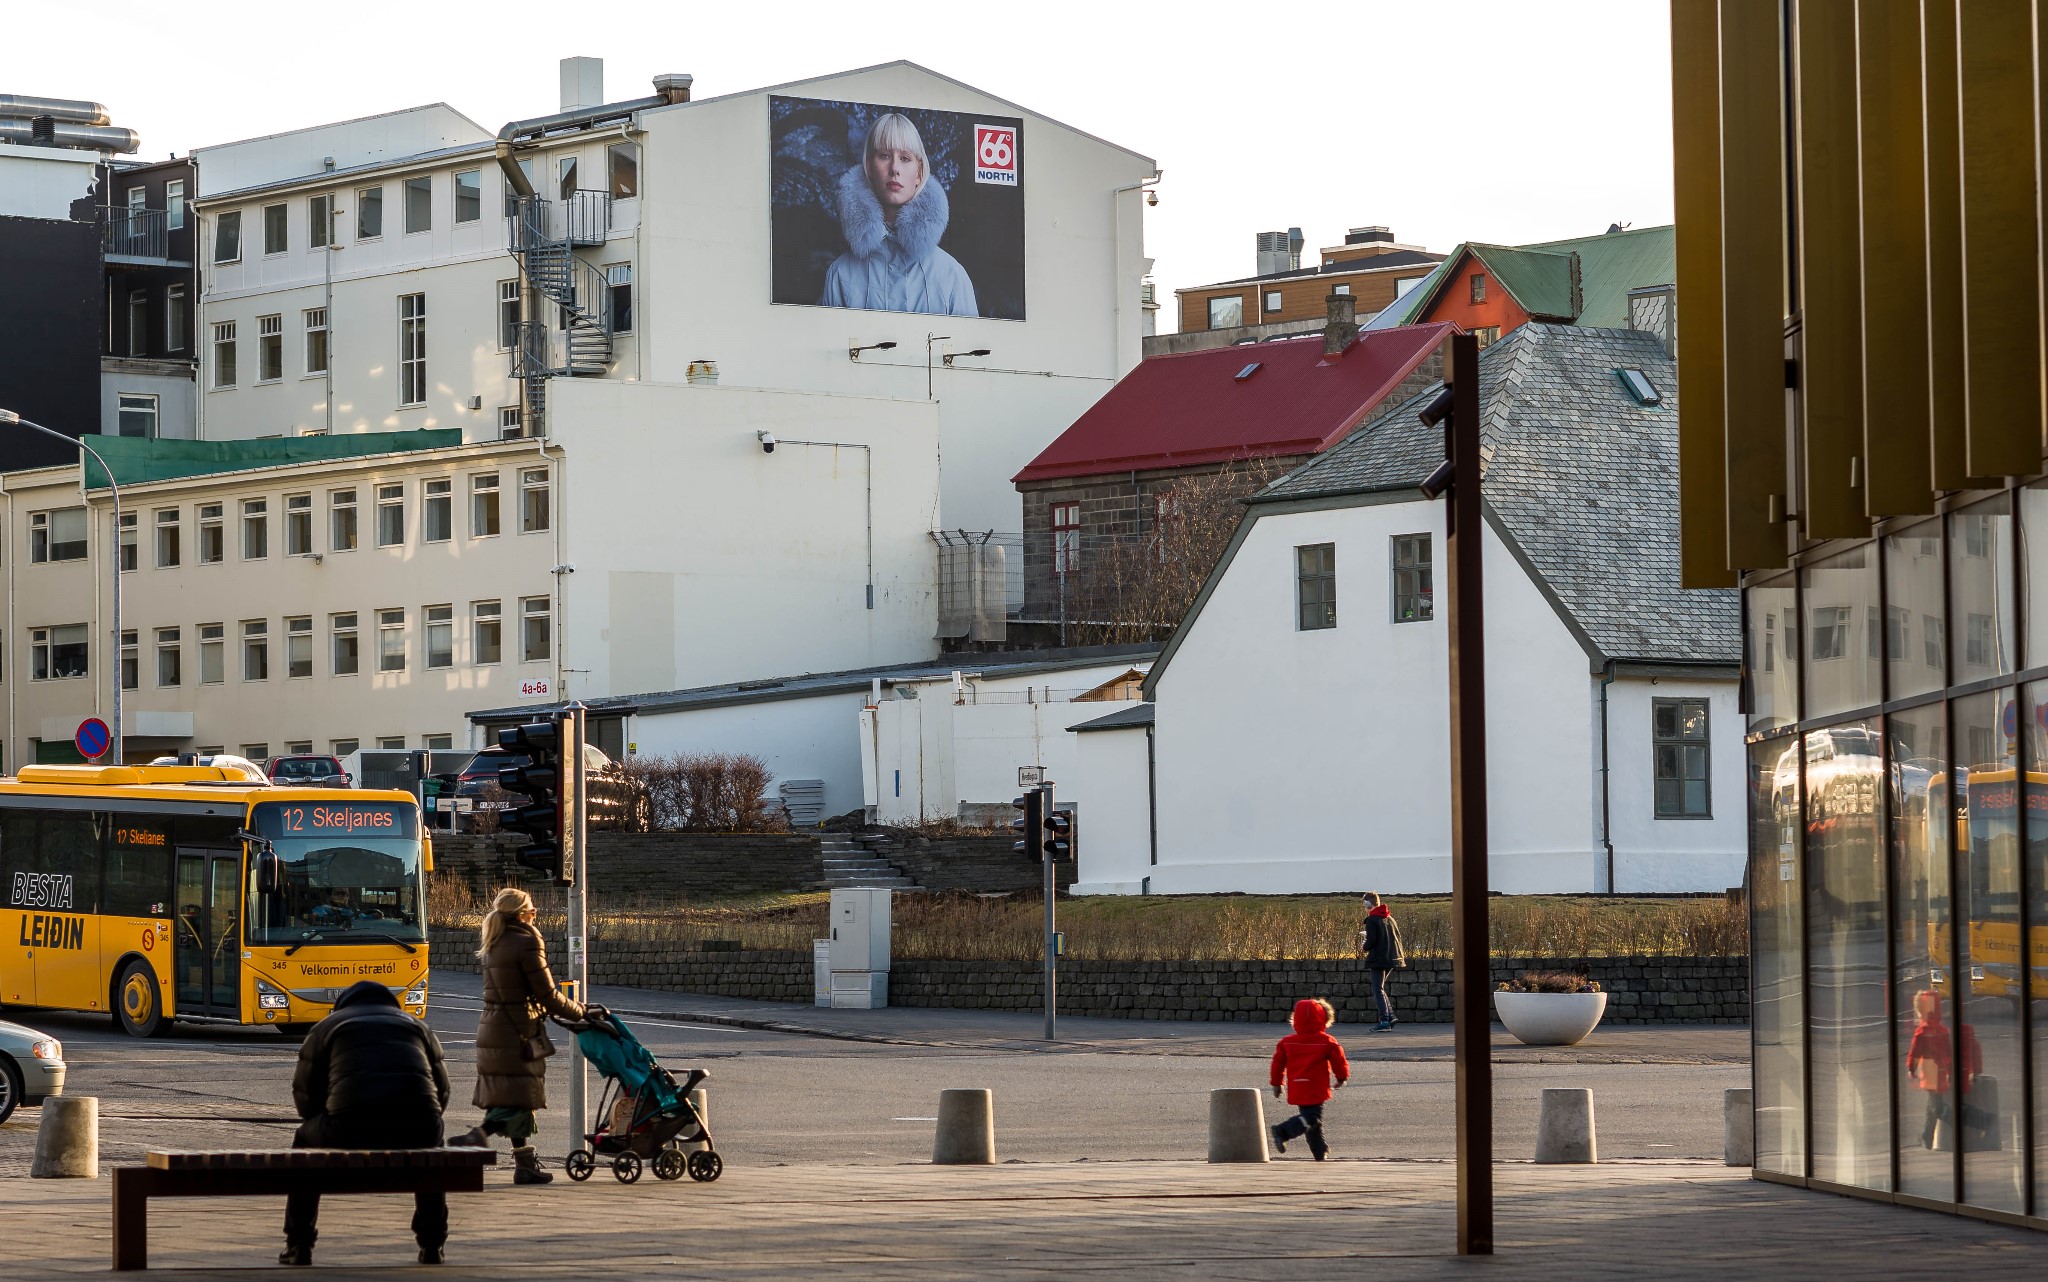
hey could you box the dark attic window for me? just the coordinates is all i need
[1615,367,1661,406]
[1234,362,1262,382]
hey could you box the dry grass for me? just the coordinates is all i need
[430,887,1745,960]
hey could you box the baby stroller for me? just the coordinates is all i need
[557,1008,722,1184]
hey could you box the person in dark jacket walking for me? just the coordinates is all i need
[1269,998,1350,1160]
[1357,892,1405,1032]
[280,979,452,1267]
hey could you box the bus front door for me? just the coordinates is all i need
[173,851,242,1019]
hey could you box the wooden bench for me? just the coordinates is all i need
[112,1148,497,1270]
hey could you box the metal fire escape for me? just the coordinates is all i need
[507,189,614,434]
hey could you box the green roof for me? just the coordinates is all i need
[1367,225,1674,331]
[1466,243,1580,319]
[82,430,465,489]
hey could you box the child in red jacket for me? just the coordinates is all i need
[1269,997,1350,1160]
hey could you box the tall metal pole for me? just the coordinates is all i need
[564,703,590,1154]
[1043,781,1057,1042]
[1443,333,1493,1255]
[0,411,123,764]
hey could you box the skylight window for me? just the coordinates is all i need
[1616,368,1661,406]
[1235,362,1263,382]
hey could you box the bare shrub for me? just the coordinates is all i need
[615,752,784,832]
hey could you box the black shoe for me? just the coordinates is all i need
[447,1126,489,1148]
[1269,1124,1287,1154]
[419,1246,446,1265]
[279,1245,312,1266]
[1311,1147,1328,1162]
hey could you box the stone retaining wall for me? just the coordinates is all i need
[432,833,825,901]
[858,833,1077,894]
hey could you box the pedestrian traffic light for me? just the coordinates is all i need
[498,714,580,886]
[1012,787,1044,862]
[1042,792,1072,863]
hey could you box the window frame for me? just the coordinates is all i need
[403,175,432,235]
[519,467,551,534]
[120,629,139,692]
[377,607,407,673]
[197,622,225,685]
[356,185,383,240]
[116,393,158,440]
[497,279,521,351]
[196,502,225,565]
[117,510,137,572]
[242,618,269,682]
[331,612,359,677]
[398,293,427,407]
[1051,501,1080,574]
[285,493,313,556]
[425,604,454,670]
[31,507,88,564]
[473,599,503,666]
[605,262,633,334]
[256,313,283,383]
[375,482,405,548]
[1296,542,1337,631]
[262,202,288,256]
[1391,533,1433,624]
[30,624,90,681]
[607,142,638,199]
[471,472,502,537]
[155,507,181,569]
[423,477,452,543]
[1470,272,1487,304]
[165,179,185,230]
[212,320,237,389]
[127,290,148,357]
[213,209,241,264]
[329,488,359,553]
[165,282,187,351]
[154,626,181,688]
[285,615,313,680]
[1206,295,1244,329]
[308,193,332,249]
[453,169,481,224]
[241,497,269,560]
[521,595,552,663]
[303,307,329,376]
[1651,697,1713,819]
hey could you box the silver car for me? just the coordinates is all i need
[0,1020,66,1125]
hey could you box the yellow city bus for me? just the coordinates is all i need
[0,763,429,1037]
[1927,766,2048,1000]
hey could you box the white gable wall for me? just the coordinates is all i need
[1071,724,1153,894]
[1603,675,1747,892]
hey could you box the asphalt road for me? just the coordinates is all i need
[0,987,1745,1174]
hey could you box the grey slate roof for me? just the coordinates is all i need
[1253,323,1738,666]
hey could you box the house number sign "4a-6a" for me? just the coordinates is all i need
[517,677,554,701]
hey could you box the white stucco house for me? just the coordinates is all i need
[1067,322,1745,896]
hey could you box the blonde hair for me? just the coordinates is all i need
[865,113,928,176]
[1315,997,1337,1026]
[477,887,535,959]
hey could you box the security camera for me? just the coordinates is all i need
[1417,387,1456,430]
[758,431,776,454]
[1145,189,1159,207]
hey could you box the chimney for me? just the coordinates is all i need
[1345,225,1394,246]
[653,73,694,105]
[1324,292,1358,356]
[560,57,605,112]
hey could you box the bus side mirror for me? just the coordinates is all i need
[256,850,281,895]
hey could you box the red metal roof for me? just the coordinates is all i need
[1013,323,1454,483]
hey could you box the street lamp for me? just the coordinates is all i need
[0,409,124,764]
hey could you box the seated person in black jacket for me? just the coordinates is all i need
[281,979,453,1267]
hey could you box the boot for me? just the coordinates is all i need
[1308,1137,1329,1162]
[1269,1124,1288,1154]
[418,1246,446,1265]
[278,1245,312,1266]
[512,1145,553,1185]
[447,1126,490,1148]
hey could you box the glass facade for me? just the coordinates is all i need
[1747,497,2048,1224]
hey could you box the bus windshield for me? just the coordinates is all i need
[247,799,425,945]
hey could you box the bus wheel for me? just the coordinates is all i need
[116,962,168,1039]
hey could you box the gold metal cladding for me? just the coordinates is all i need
[1674,0,1738,588]
[1920,0,1975,491]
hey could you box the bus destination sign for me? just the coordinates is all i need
[257,800,415,838]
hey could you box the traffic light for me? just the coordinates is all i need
[1042,787,1072,863]
[1012,787,1044,862]
[498,714,580,886]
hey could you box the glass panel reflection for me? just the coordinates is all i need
[1949,497,2014,684]
[1953,691,2025,1211]
[1806,721,1890,1189]
[1891,703,1955,1200]
[2025,682,2048,1208]
[1804,545,1881,719]
[2020,483,2048,670]
[1753,736,1806,1175]
[1884,519,1946,702]
[1748,576,1799,734]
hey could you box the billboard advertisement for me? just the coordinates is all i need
[770,94,1025,320]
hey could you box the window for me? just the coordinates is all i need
[471,473,501,536]
[118,511,137,572]
[197,502,225,564]
[212,320,237,388]
[376,483,405,547]
[155,627,180,687]
[356,185,383,239]
[377,608,406,672]
[1392,534,1433,622]
[242,619,269,681]
[379,736,406,751]
[242,498,268,559]
[166,283,186,351]
[127,185,145,217]
[473,600,502,665]
[1206,295,1243,329]
[155,507,181,568]
[262,202,287,255]
[1925,614,1945,670]
[1886,605,1910,661]
[286,616,313,679]
[241,743,270,763]
[1810,605,1851,660]
[257,314,282,382]
[398,293,426,406]
[117,394,158,439]
[30,508,87,563]
[559,155,578,199]
[521,595,552,662]
[608,142,638,198]
[606,262,633,333]
[30,625,89,680]
[498,279,521,350]
[1052,501,1080,573]
[331,738,360,758]
[1967,613,1995,668]
[404,175,431,234]
[1264,290,1282,313]
[1652,698,1711,818]
[127,291,147,356]
[331,612,359,676]
[285,741,312,756]
[120,631,138,692]
[285,493,312,555]
[165,179,184,230]
[303,307,328,374]
[424,734,454,751]
[426,604,454,669]
[1333,284,1351,296]
[1473,326,1502,348]
[1470,273,1486,303]
[330,488,358,551]
[198,623,224,684]
[1964,514,1991,558]
[1296,543,1336,630]
[454,169,481,224]
[309,193,332,248]
[520,467,550,533]
[423,478,452,542]
[213,210,241,263]
[498,407,522,440]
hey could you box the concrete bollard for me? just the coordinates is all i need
[1534,1088,1596,1164]
[686,1087,710,1153]
[932,1089,995,1165]
[30,1096,98,1179]
[1207,1087,1270,1163]
[1723,1087,1754,1166]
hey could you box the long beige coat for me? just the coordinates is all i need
[472,921,584,1111]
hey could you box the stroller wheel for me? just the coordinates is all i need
[565,1150,596,1182]
[612,1152,643,1184]
[653,1148,686,1181]
[687,1150,723,1183]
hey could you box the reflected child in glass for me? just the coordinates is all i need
[1905,988,1983,1148]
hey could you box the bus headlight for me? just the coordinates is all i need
[402,980,428,1006]
[255,977,291,1010]
[30,1038,60,1061]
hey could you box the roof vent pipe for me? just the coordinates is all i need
[29,115,53,146]
[0,118,140,153]
[654,73,693,105]
[0,94,110,126]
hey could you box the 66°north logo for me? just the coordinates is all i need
[974,124,1018,186]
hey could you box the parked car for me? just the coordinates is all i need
[267,754,352,788]
[0,1019,66,1125]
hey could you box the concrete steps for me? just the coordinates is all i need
[819,834,919,889]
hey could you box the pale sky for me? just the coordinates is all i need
[12,0,1673,333]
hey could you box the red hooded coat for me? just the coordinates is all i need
[1270,999,1351,1106]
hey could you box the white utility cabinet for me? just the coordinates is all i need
[828,888,892,1009]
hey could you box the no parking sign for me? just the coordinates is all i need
[75,718,110,761]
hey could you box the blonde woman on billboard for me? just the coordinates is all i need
[822,112,979,317]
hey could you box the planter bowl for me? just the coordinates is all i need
[1493,990,1608,1046]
